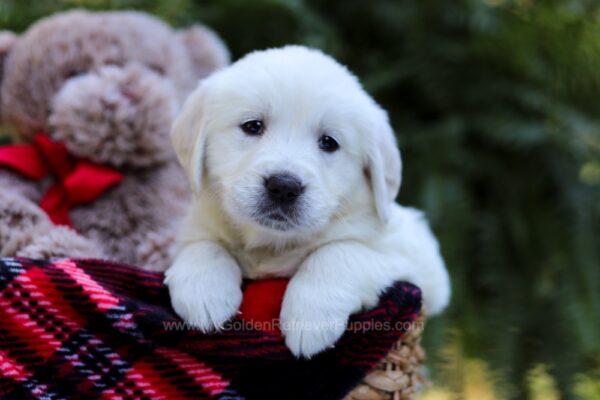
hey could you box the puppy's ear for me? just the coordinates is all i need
[171,85,207,193]
[365,107,402,223]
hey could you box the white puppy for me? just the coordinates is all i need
[165,46,450,358]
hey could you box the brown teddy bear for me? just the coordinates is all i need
[0,10,229,270]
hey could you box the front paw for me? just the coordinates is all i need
[280,284,353,358]
[165,255,242,332]
[168,273,242,332]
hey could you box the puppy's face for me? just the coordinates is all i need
[205,95,360,234]
[172,46,402,239]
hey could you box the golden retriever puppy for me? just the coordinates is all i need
[166,46,450,358]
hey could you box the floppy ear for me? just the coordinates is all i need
[171,85,208,194]
[365,107,402,223]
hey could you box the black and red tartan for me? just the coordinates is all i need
[0,257,421,400]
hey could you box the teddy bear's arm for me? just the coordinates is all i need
[0,169,45,201]
[0,190,103,259]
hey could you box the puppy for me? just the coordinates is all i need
[165,46,450,358]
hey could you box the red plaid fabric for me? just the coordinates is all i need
[0,258,422,400]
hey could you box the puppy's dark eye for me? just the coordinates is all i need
[318,135,339,153]
[240,120,265,136]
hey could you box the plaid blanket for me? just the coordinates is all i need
[0,258,422,400]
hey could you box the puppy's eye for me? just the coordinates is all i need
[240,120,265,136]
[318,135,339,153]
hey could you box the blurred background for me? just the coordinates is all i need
[1,0,599,398]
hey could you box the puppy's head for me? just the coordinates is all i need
[172,46,401,238]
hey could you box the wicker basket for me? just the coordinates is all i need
[344,314,427,400]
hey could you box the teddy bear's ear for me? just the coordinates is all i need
[0,31,17,86]
[0,31,17,120]
[178,25,230,80]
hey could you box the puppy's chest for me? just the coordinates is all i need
[230,247,309,279]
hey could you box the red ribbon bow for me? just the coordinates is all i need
[0,134,123,227]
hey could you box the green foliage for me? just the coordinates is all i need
[1,0,599,398]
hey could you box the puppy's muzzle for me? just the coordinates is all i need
[253,172,306,229]
[264,173,304,205]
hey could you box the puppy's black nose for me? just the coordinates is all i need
[265,173,304,204]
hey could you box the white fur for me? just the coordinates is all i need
[165,46,451,358]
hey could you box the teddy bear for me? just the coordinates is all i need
[0,10,229,271]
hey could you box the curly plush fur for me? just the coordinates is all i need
[50,63,178,167]
[0,10,228,270]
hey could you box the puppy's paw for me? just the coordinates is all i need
[280,283,352,358]
[165,245,243,332]
[168,271,242,332]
